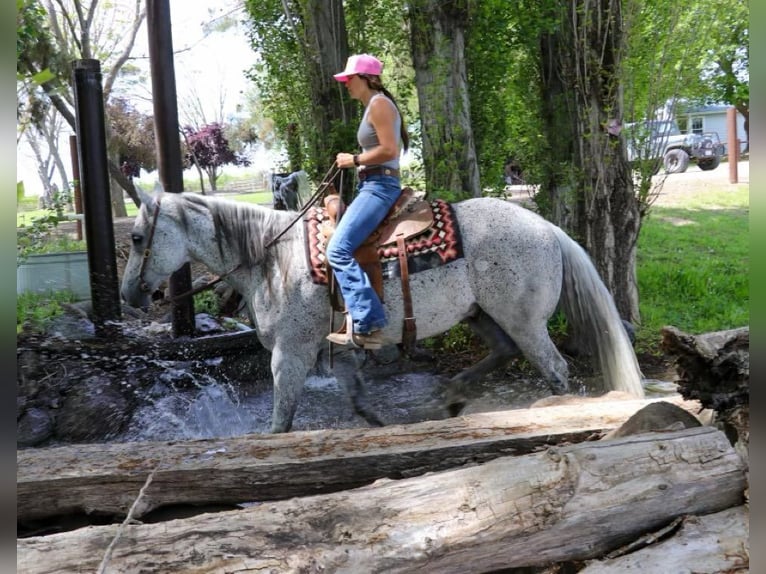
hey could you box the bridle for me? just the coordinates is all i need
[136,195,240,305]
[136,164,345,305]
[137,196,162,294]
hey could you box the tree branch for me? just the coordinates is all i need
[103,0,146,99]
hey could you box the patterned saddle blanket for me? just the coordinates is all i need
[304,198,464,286]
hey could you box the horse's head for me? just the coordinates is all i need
[120,184,190,310]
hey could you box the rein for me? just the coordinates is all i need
[264,164,341,249]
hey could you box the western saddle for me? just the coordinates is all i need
[322,186,433,352]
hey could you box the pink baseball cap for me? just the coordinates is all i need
[333,54,383,82]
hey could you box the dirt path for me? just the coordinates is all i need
[649,160,749,207]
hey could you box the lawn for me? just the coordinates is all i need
[635,186,749,351]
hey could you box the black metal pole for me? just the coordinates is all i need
[146,0,195,337]
[71,59,122,336]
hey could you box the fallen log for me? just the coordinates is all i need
[17,396,701,526]
[17,426,746,574]
[661,326,749,410]
[662,325,749,465]
[579,505,749,573]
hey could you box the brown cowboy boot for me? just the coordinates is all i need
[326,314,384,350]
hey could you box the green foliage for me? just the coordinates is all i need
[193,290,221,317]
[465,0,549,192]
[422,322,475,352]
[17,290,78,334]
[16,190,78,262]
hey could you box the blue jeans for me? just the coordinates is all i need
[326,175,401,334]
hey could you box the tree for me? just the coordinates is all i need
[16,0,147,214]
[182,123,251,192]
[242,0,417,191]
[22,106,70,207]
[702,1,749,145]
[107,97,157,179]
[536,0,641,323]
[407,0,480,199]
[243,0,355,180]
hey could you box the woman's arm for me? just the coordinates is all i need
[336,98,399,168]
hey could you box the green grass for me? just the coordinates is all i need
[635,188,749,352]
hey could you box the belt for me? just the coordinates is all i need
[358,167,400,180]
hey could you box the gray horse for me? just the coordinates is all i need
[121,186,644,433]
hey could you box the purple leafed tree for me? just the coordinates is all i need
[182,123,250,192]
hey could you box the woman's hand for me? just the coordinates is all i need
[336,152,356,169]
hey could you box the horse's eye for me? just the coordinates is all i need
[131,233,143,245]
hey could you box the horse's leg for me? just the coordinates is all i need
[332,349,385,427]
[270,344,316,433]
[445,305,522,416]
[499,320,570,396]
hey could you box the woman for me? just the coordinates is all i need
[326,54,410,349]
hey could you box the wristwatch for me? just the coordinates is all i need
[353,154,360,167]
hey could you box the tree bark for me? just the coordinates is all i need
[579,506,749,573]
[302,0,354,178]
[408,0,481,198]
[17,396,701,525]
[17,427,745,574]
[661,325,749,465]
[539,0,641,323]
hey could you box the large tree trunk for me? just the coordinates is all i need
[17,396,702,526]
[539,0,641,323]
[302,0,354,179]
[408,0,481,198]
[17,427,745,573]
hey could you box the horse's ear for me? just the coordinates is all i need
[135,184,157,211]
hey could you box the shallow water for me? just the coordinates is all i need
[30,312,679,444]
[118,364,677,442]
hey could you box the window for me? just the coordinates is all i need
[691,117,704,135]
[678,117,689,134]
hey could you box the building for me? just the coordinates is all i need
[676,104,748,155]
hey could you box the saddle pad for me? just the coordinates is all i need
[304,199,464,286]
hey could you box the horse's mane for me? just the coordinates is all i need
[174,192,297,277]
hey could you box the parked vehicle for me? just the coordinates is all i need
[625,120,723,174]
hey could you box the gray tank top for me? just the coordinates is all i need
[357,93,401,170]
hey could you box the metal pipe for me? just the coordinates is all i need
[71,59,122,335]
[146,0,195,337]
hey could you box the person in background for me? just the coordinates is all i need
[326,53,410,349]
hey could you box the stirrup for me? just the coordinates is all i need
[326,314,383,350]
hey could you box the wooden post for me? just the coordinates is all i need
[727,107,738,183]
[146,0,195,337]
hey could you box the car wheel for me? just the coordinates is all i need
[698,156,721,171]
[663,149,690,174]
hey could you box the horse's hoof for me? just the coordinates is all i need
[548,381,569,396]
[446,400,467,418]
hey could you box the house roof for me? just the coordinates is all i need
[682,104,733,115]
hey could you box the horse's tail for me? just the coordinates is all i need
[551,225,645,397]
